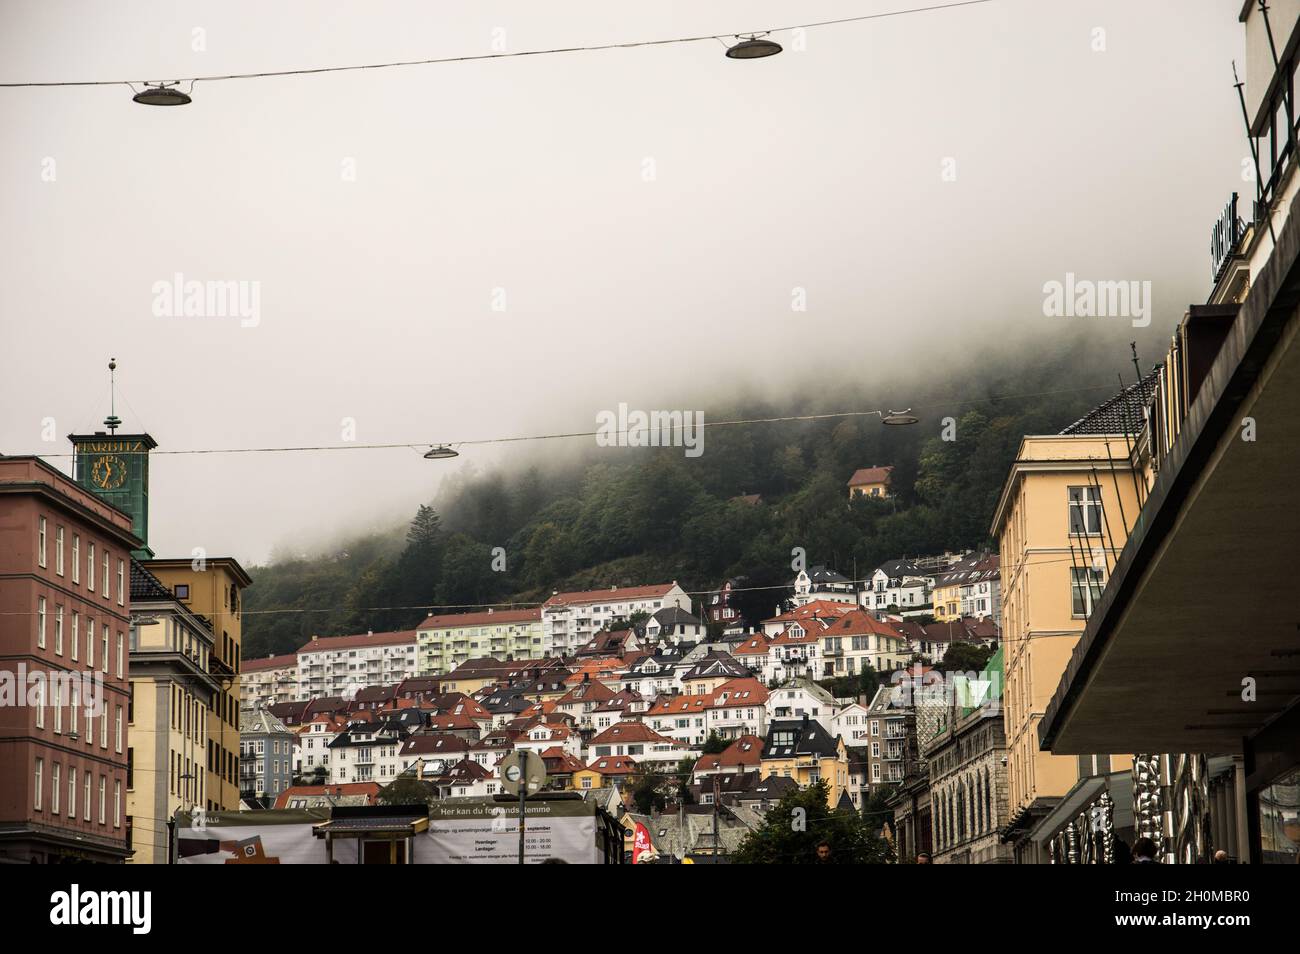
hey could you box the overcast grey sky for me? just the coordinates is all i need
[0,1,1246,564]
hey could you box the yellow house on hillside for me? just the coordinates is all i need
[759,716,849,807]
[847,465,893,500]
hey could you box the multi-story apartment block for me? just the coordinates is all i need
[864,684,915,788]
[541,583,689,656]
[1034,4,1300,867]
[296,629,417,700]
[991,403,1146,862]
[145,556,251,812]
[415,607,542,676]
[126,561,220,863]
[0,456,136,863]
[241,652,298,709]
[238,707,295,806]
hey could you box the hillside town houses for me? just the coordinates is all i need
[215,556,1008,859]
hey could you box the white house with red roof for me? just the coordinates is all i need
[541,582,689,656]
[295,712,348,779]
[586,721,696,767]
[706,678,770,740]
[553,676,619,726]
[296,629,418,701]
[760,599,853,637]
[817,609,910,679]
[513,720,582,759]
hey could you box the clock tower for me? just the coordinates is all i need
[69,359,158,558]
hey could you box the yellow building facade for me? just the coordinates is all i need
[760,735,849,807]
[143,557,251,812]
[991,434,1142,861]
[126,563,220,863]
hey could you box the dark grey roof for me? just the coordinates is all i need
[807,565,851,584]
[874,559,923,581]
[762,717,840,760]
[651,606,701,627]
[1059,367,1162,435]
[736,775,799,801]
[681,651,748,681]
[130,558,173,602]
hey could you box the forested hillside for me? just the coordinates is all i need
[242,348,1138,659]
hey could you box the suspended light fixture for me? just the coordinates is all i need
[132,82,191,106]
[882,409,919,426]
[423,445,458,460]
[725,34,783,59]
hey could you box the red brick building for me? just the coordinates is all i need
[0,457,137,862]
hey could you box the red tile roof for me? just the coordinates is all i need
[763,601,854,626]
[847,465,893,487]
[243,653,298,672]
[417,608,541,630]
[825,609,908,640]
[544,583,679,608]
[585,755,638,775]
[732,634,771,656]
[694,734,764,774]
[298,629,416,653]
[588,722,679,746]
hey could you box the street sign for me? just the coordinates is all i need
[499,750,547,797]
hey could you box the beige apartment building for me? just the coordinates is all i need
[991,415,1146,862]
[144,557,251,812]
[126,562,220,863]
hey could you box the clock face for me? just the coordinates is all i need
[90,454,128,490]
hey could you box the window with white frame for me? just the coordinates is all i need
[38,516,47,568]
[1070,567,1105,617]
[37,597,46,649]
[56,526,64,576]
[72,535,80,583]
[1067,486,1103,535]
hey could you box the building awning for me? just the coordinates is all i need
[1029,771,1133,844]
[1039,187,1300,756]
